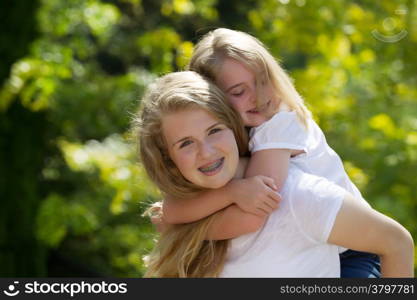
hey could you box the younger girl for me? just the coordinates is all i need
[136,71,414,277]
[163,28,383,277]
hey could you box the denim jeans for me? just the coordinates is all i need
[340,250,381,278]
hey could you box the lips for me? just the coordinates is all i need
[198,158,224,175]
[246,100,271,114]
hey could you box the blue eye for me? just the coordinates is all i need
[179,140,193,148]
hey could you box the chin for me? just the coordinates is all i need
[206,181,227,189]
[245,118,263,127]
[204,176,232,189]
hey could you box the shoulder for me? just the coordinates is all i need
[250,112,306,140]
[268,110,301,127]
[249,111,309,152]
[282,168,346,242]
[284,168,346,206]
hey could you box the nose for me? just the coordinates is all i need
[248,87,256,104]
[198,141,216,159]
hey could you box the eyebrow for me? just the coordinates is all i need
[172,122,223,147]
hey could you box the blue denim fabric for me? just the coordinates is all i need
[340,250,381,278]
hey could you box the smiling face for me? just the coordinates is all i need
[162,107,239,189]
[216,58,276,127]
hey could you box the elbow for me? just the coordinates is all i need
[381,224,414,263]
[161,213,177,225]
[245,214,268,234]
[398,228,414,260]
[382,226,414,277]
[161,203,181,224]
[393,227,413,256]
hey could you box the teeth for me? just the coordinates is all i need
[199,158,223,173]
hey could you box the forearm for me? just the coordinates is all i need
[163,186,235,224]
[206,204,267,240]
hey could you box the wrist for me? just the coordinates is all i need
[225,178,243,205]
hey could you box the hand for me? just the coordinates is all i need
[228,175,281,217]
[144,201,168,233]
[151,214,168,233]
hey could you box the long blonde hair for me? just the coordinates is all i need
[188,28,311,126]
[134,71,248,277]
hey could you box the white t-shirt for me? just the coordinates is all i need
[220,166,346,277]
[249,110,368,207]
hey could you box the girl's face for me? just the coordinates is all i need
[162,107,239,189]
[216,58,276,127]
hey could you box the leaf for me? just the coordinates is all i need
[36,194,68,248]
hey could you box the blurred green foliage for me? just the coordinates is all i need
[0,0,416,277]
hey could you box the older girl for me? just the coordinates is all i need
[135,71,413,277]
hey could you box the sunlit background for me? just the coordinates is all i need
[1,0,416,277]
